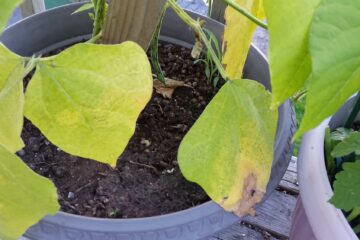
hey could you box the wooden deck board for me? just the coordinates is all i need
[208,222,278,240]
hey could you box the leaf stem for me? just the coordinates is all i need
[344,92,360,128]
[149,3,168,83]
[223,0,268,29]
[87,31,103,44]
[24,56,40,76]
[92,0,106,38]
[347,207,360,222]
[324,127,336,181]
[168,0,229,81]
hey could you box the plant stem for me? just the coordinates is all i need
[149,3,168,83]
[345,92,360,128]
[87,31,103,44]
[347,207,360,222]
[293,90,307,102]
[168,0,229,80]
[223,0,268,29]
[24,56,40,76]
[324,127,336,181]
[92,0,106,38]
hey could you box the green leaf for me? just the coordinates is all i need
[331,127,353,141]
[0,144,59,240]
[0,43,25,152]
[331,132,360,157]
[296,0,360,137]
[25,42,153,166]
[347,207,360,222]
[330,160,360,211]
[222,0,265,80]
[178,79,277,216]
[354,224,360,234]
[72,3,94,15]
[0,0,23,33]
[264,0,320,107]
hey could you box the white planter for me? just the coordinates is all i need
[290,99,359,240]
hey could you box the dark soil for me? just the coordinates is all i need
[18,43,223,218]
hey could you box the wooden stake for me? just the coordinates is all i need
[102,0,167,50]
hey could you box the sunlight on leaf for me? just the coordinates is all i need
[264,0,320,108]
[222,0,265,80]
[0,144,59,240]
[0,43,25,152]
[296,0,360,138]
[25,42,153,166]
[178,79,277,216]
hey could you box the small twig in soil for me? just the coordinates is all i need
[97,172,109,177]
[74,181,94,193]
[129,160,161,174]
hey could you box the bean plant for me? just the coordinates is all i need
[193,28,222,87]
[0,0,359,239]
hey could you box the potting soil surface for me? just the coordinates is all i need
[19,43,223,218]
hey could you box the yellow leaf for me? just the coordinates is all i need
[25,42,153,166]
[222,0,265,80]
[0,144,59,239]
[0,43,25,153]
[178,79,277,216]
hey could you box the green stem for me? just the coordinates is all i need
[324,127,336,181]
[223,0,268,29]
[149,3,169,83]
[168,0,229,81]
[344,92,360,128]
[87,31,103,44]
[293,90,307,102]
[24,56,40,76]
[347,207,360,222]
[92,0,106,38]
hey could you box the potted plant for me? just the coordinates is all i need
[203,0,360,239]
[0,0,296,239]
[265,0,360,238]
[290,96,359,240]
[0,0,358,239]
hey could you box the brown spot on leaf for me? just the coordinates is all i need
[234,173,264,217]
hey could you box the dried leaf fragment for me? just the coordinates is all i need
[191,18,206,59]
[153,79,191,99]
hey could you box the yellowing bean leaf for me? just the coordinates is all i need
[222,0,265,80]
[296,0,360,138]
[0,144,59,240]
[0,43,25,152]
[25,42,153,166]
[178,79,277,216]
[0,0,23,32]
[264,0,320,107]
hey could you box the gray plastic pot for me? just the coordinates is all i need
[290,98,359,240]
[0,3,295,240]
